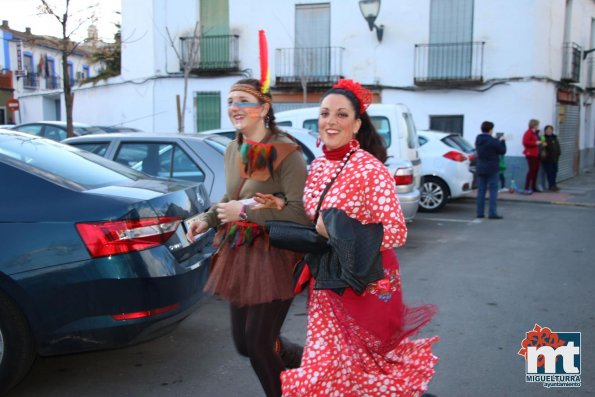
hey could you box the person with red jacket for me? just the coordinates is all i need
[522,118,543,193]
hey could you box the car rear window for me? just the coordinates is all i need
[303,119,318,133]
[0,136,144,189]
[69,142,110,156]
[442,134,475,154]
[113,142,206,183]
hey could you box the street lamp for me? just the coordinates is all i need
[359,0,384,43]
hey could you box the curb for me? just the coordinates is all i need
[461,196,595,209]
[548,200,595,208]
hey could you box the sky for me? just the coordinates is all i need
[1,0,121,42]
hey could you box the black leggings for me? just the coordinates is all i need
[230,299,293,397]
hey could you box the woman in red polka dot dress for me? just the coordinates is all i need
[281,79,439,397]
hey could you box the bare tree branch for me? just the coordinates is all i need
[166,22,201,133]
[37,0,99,138]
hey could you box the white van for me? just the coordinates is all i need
[276,104,422,220]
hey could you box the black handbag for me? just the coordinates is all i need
[265,221,329,253]
[265,150,354,254]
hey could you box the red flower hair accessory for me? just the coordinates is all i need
[332,78,372,114]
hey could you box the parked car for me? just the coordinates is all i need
[202,127,420,222]
[0,129,215,394]
[419,129,477,187]
[63,132,231,204]
[11,121,107,141]
[425,130,478,176]
[275,103,423,188]
[417,130,475,212]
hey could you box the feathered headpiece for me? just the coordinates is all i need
[228,30,272,104]
[259,30,270,95]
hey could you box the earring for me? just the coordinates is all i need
[316,136,321,148]
[264,115,270,129]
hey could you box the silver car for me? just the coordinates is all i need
[63,132,231,203]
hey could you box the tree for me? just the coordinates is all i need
[38,0,98,138]
[166,22,201,133]
[87,18,121,82]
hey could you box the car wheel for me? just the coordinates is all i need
[0,292,36,395]
[419,177,449,212]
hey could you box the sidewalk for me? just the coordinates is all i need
[465,167,595,208]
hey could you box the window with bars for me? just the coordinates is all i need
[429,115,464,135]
[196,91,221,132]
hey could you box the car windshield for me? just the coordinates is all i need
[0,133,145,190]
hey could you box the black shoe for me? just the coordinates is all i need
[477,215,485,218]
[489,215,503,219]
[278,336,303,369]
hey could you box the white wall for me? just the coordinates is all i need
[383,81,556,156]
[72,74,239,132]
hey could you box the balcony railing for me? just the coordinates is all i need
[562,42,581,83]
[414,41,485,86]
[17,72,66,91]
[23,72,38,90]
[45,75,62,89]
[180,34,240,74]
[275,47,344,86]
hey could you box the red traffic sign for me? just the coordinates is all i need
[7,98,19,111]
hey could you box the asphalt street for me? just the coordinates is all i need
[5,192,595,397]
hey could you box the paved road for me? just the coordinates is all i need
[6,199,595,397]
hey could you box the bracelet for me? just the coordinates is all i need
[273,192,288,206]
[239,204,248,221]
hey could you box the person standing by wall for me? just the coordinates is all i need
[475,121,507,219]
[522,119,543,193]
[541,124,562,191]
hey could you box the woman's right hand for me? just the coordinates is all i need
[252,193,286,210]
[186,220,209,243]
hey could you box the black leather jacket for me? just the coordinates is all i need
[305,208,384,295]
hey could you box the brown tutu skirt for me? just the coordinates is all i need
[204,222,303,306]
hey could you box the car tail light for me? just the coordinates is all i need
[112,303,180,321]
[443,151,468,162]
[76,216,182,258]
[394,167,414,186]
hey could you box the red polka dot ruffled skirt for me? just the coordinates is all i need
[281,252,439,397]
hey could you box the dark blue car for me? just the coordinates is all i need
[0,130,215,394]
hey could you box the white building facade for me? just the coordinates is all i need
[10,0,595,184]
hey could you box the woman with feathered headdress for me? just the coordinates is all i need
[186,31,308,397]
